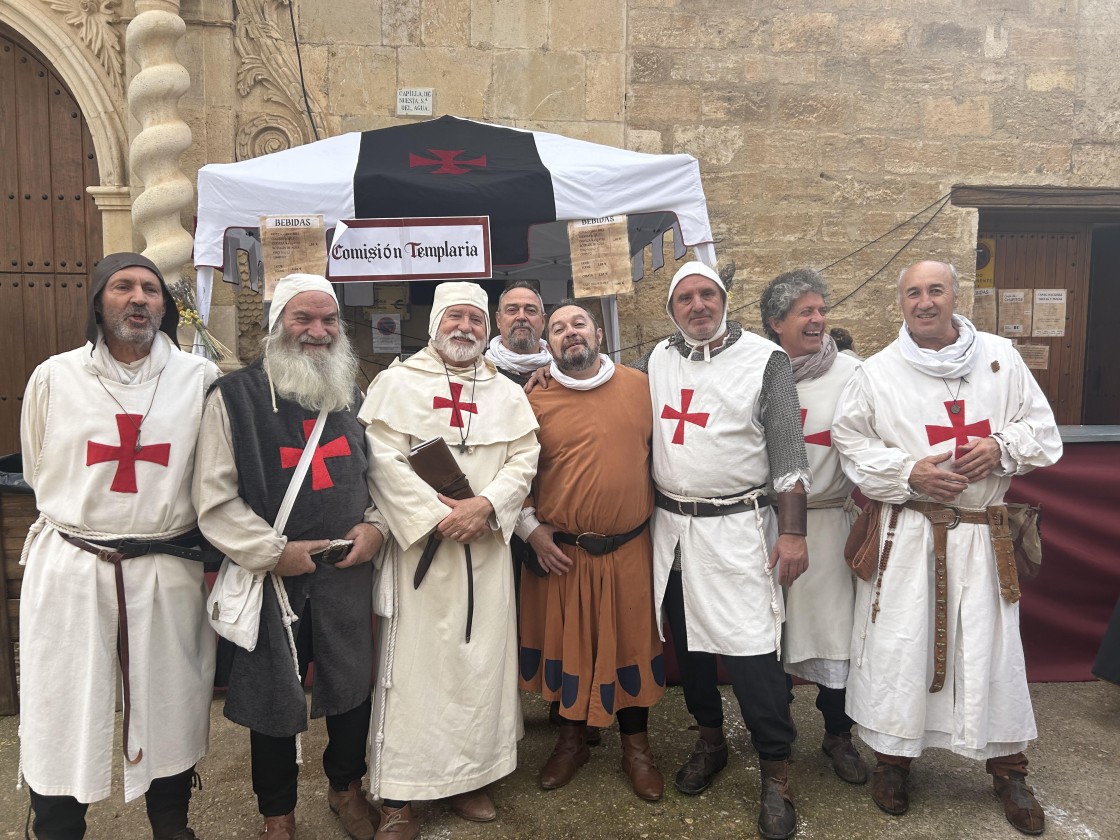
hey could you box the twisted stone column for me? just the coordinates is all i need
[126,1,193,287]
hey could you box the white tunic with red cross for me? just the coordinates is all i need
[19,338,218,803]
[833,331,1062,759]
[648,330,784,658]
[783,351,861,683]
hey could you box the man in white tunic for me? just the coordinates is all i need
[19,253,220,839]
[634,261,810,840]
[358,282,539,840]
[760,268,867,785]
[833,260,1062,835]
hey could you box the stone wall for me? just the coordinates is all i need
[22,0,1117,362]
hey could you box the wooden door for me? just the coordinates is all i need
[977,227,1091,425]
[0,29,102,455]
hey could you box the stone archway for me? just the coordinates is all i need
[0,1,132,251]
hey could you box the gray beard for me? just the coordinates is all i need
[504,325,538,353]
[432,330,483,365]
[263,327,359,412]
[101,306,160,347]
[557,341,596,372]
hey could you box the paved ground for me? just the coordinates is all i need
[1,681,1116,839]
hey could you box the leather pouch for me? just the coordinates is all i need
[844,499,883,582]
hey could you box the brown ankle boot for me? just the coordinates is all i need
[992,773,1045,835]
[328,780,380,840]
[373,803,418,840]
[757,759,796,840]
[822,732,869,785]
[540,723,590,789]
[620,731,664,801]
[260,811,296,840]
[871,753,912,816]
[674,725,728,795]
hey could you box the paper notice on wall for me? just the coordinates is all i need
[976,237,995,288]
[568,215,632,298]
[259,215,326,301]
[1014,342,1050,370]
[972,287,996,333]
[1032,289,1067,337]
[372,313,402,355]
[998,289,1032,338]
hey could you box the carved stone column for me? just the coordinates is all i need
[125,0,193,287]
[85,186,134,256]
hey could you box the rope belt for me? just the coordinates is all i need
[553,521,648,556]
[58,528,217,765]
[654,489,772,517]
[902,501,1015,694]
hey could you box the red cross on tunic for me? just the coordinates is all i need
[925,400,992,459]
[800,408,832,447]
[433,381,478,428]
[661,388,710,445]
[279,419,352,491]
[86,414,171,494]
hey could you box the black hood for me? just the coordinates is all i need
[85,252,179,347]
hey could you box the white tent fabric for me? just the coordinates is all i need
[193,117,717,324]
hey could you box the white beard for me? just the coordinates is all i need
[431,329,483,365]
[263,326,359,412]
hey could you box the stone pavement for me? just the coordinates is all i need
[1,681,1116,839]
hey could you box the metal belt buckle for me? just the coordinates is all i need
[576,532,608,552]
[945,506,961,529]
[676,500,698,516]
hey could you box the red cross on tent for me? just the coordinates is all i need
[661,388,710,445]
[800,408,832,447]
[409,149,488,175]
[925,401,992,459]
[279,419,352,491]
[86,414,171,494]
[433,382,478,428]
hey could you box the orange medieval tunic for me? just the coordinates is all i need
[519,366,665,727]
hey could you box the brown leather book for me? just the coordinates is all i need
[408,438,475,591]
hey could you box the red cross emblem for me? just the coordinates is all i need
[409,149,488,175]
[800,408,832,447]
[433,382,478,428]
[925,401,992,459]
[661,388,710,445]
[279,419,352,491]
[86,414,171,494]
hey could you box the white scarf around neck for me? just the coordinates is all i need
[549,354,616,390]
[898,314,979,379]
[484,336,553,374]
[88,330,172,384]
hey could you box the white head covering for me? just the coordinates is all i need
[428,281,490,341]
[665,261,728,362]
[268,273,340,333]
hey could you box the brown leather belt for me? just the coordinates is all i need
[903,501,1015,694]
[57,531,210,764]
[554,521,648,556]
[654,489,771,517]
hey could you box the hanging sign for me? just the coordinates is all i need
[568,215,632,298]
[328,217,491,282]
[259,214,326,301]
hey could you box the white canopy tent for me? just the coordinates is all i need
[192,115,717,357]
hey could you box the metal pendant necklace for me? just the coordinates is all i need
[942,376,966,414]
[96,370,165,451]
[442,359,478,453]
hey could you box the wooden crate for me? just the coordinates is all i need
[0,491,35,715]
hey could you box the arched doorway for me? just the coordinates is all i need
[0,25,102,454]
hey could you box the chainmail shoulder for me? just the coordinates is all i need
[631,321,745,373]
[760,350,810,486]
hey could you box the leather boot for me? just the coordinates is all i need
[992,773,1046,835]
[822,732,869,784]
[757,759,796,840]
[540,724,590,789]
[260,811,296,840]
[674,725,728,795]
[373,803,418,840]
[620,731,664,801]
[448,788,497,822]
[328,780,380,840]
[870,754,912,815]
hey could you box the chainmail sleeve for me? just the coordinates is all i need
[629,345,654,373]
[760,350,812,493]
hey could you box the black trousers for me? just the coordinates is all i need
[250,696,371,816]
[665,569,795,761]
[30,766,195,839]
[815,684,855,736]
